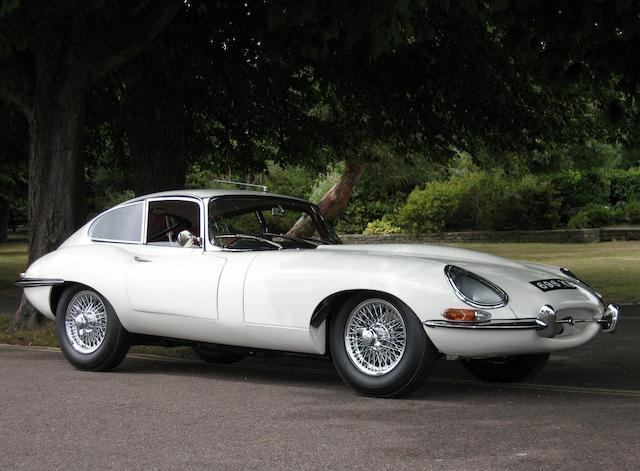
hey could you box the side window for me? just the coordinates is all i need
[147,200,201,246]
[89,202,144,243]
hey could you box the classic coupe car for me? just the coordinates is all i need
[17,188,620,397]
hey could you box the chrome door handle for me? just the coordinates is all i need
[134,256,152,263]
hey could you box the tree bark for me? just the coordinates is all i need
[288,163,366,237]
[0,197,8,243]
[14,68,88,328]
[126,73,187,196]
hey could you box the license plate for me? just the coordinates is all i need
[530,279,577,292]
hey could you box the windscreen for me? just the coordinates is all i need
[208,196,341,250]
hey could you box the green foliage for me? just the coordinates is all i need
[263,163,318,200]
[331,154,442,234]
[307,162,344,203]
[549,170,610,221]
[567,204,619,229]
[475,176,561,231]
[616,201,640,225]
[363,218,402,235]
[610,168,640,203]
[397,174,483,234]
[397,172,564,234]
[335,198,400,234]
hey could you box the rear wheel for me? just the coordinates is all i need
[461,354,550,383]
[56,286,129,371]
[329,293,438,398]
[192,343,245,364]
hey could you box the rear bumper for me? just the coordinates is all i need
[423,304,620,358]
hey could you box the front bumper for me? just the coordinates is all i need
[423,304,620,358]
[424,304,620,335]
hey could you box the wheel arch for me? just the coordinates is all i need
[49,282,101,317]
[310,289,417,328]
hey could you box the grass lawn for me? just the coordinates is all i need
[455,241,640,304]
[0,236,637,349]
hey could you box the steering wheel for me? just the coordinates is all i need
[149,221,181,242]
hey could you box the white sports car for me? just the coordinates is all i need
[17,189,620,397]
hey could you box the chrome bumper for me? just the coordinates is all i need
[424,304,621,337]
[14,277,65,288]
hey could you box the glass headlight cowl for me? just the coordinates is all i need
[445,265,509,308]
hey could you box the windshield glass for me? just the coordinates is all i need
[208,196,341,250]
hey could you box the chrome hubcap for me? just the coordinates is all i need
[65,291,108,354]
[344,299,407,376]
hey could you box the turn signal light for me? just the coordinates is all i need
[441,309,491,322]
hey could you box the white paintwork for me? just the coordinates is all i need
[22,189,609,359]
[126,246,224,320]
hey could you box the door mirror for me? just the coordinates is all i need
[272,206,285,217]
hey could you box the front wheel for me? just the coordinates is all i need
[330,293,438,398]
[56,286,129,371]
[461,354,550,383]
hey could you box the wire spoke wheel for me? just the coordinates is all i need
[344,298,407,376]
[64,290,108,354]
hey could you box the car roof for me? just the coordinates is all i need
[123,189,310,205]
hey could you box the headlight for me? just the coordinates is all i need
[445,265,508,308]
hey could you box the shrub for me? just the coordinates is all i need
[396,173,482,234]
[396,172,561,234]
[616,200,640,225]
[550,170,610,222]
[363,218,403,235]
[610,168,640,203]
[567,204,619,229]
[475,175,561,231]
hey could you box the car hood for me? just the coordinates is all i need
[316,244,598,316]
[317,243,528,270]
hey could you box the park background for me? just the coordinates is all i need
[1,1,639,335]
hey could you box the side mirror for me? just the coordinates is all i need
[177,230,200,247]
[272,206,285,217]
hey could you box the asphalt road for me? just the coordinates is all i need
[1,307,639,471]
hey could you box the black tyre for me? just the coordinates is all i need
[56,285,129,371]
[461,354,550,383]
[329,293,438,398]
[192,343,245,364]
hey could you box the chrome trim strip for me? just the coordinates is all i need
[15,278,65,288]
[423,318,544,330]
[444,265,509,309]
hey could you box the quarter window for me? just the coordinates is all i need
[89,202,144,243]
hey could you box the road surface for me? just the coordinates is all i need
[1,306,639,470]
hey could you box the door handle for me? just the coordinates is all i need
[134,256,152,263]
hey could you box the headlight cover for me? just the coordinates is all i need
[445,265,509,308]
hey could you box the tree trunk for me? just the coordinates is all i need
[126,73,187,196]
[14,70,88,328]
[0,197,8,243]
[288,163,366,237]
